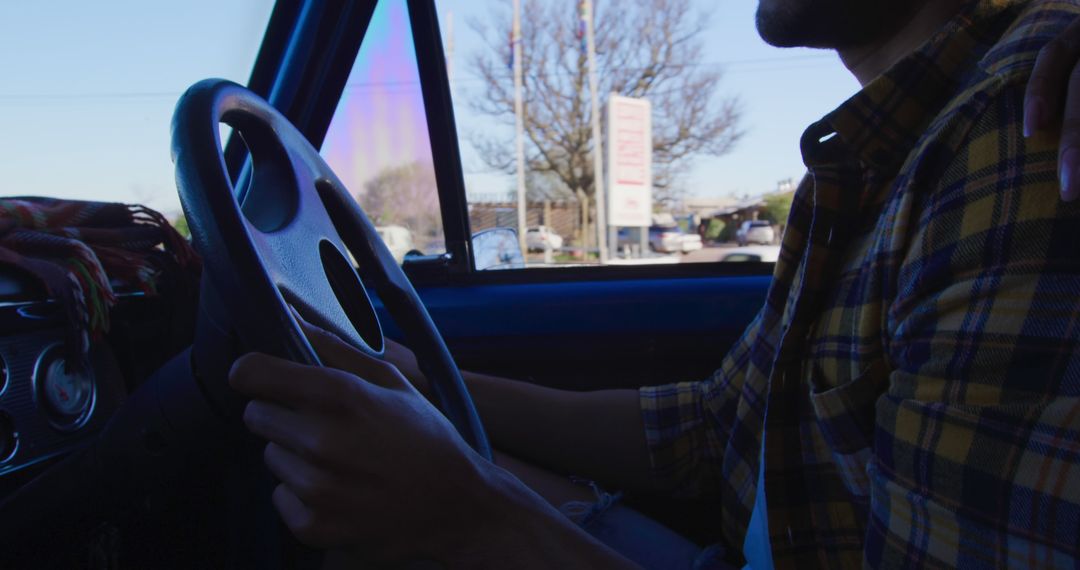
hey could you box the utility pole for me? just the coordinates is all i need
[582,0,608,263]
[512,0,528,260]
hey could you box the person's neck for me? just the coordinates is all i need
[839,0,966,86]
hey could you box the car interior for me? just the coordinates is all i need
[0,0,776,567]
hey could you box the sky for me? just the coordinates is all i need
[0,0,860,217]
[0,0,274,214]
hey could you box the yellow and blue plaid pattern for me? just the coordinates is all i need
[640,1,1080,567]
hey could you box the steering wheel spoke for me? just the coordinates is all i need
[243,187,382,361]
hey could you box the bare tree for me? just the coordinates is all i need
[359,161,443,246]
[523,169,575,202]
[466,0,742,246]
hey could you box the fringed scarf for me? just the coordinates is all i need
[0,198,200,372]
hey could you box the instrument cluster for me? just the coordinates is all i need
[0,325,122,481]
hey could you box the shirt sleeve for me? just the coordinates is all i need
[867,82,1080,567]
[638,308,764,498]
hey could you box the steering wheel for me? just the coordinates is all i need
[171,78,490,459]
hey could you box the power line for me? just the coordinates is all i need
[0,55,838,103]
[708,54,836,66]
[0,53,838,102]
[0,91,182,102]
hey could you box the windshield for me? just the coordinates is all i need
[0,2,274,219]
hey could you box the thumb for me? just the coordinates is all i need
[293,310,402,390]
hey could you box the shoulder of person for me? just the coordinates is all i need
[979,0,1080,83]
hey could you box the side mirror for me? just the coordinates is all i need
[472,228,525,271]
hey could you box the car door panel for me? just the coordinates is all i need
[376,274,769,391]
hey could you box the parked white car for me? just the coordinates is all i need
[720,245,780,263]
[736,220,775,246]
[525,226,564,251]
[680,233,703,253]
[375,225,415,263]
[646,225,682,253]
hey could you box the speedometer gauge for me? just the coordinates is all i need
[33,345,96,431]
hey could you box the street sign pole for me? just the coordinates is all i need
[512,0,528,260]
[640,221,647,257]
[583,0,608,264]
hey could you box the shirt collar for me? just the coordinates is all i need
[802,0,1027,172]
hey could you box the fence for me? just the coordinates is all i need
[468,200,584,245]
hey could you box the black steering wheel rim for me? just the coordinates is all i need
[171,78,490,460]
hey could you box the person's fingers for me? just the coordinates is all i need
[383,338,420,373]
[243,400,349,463]
[1025,19,1080,136]
[229,352,358,411]
[271,483,353,548]
[1060,63,1080,202]
[293,312,403,390]
[263,442,363,512]
[382,338,430,397]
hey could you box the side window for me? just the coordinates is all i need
[322,0,443,264]
[435,0,857,270]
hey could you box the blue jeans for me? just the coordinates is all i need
[560,482,734,570]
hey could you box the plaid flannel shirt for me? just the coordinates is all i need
[640,1,1080,568]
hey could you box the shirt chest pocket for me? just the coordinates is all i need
[807,361,888,501]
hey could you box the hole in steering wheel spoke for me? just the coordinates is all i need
[290,240,385,355]
[222,112,300,234]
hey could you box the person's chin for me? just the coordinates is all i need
[756,19,828,49]
[754,0,893,50]
[755,5,829,48]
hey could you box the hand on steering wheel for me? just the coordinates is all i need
[229,317,500,563]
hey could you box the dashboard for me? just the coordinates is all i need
[0,270,194,498]
[0,260,226,568]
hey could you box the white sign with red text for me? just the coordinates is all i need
[606,95,652,227]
